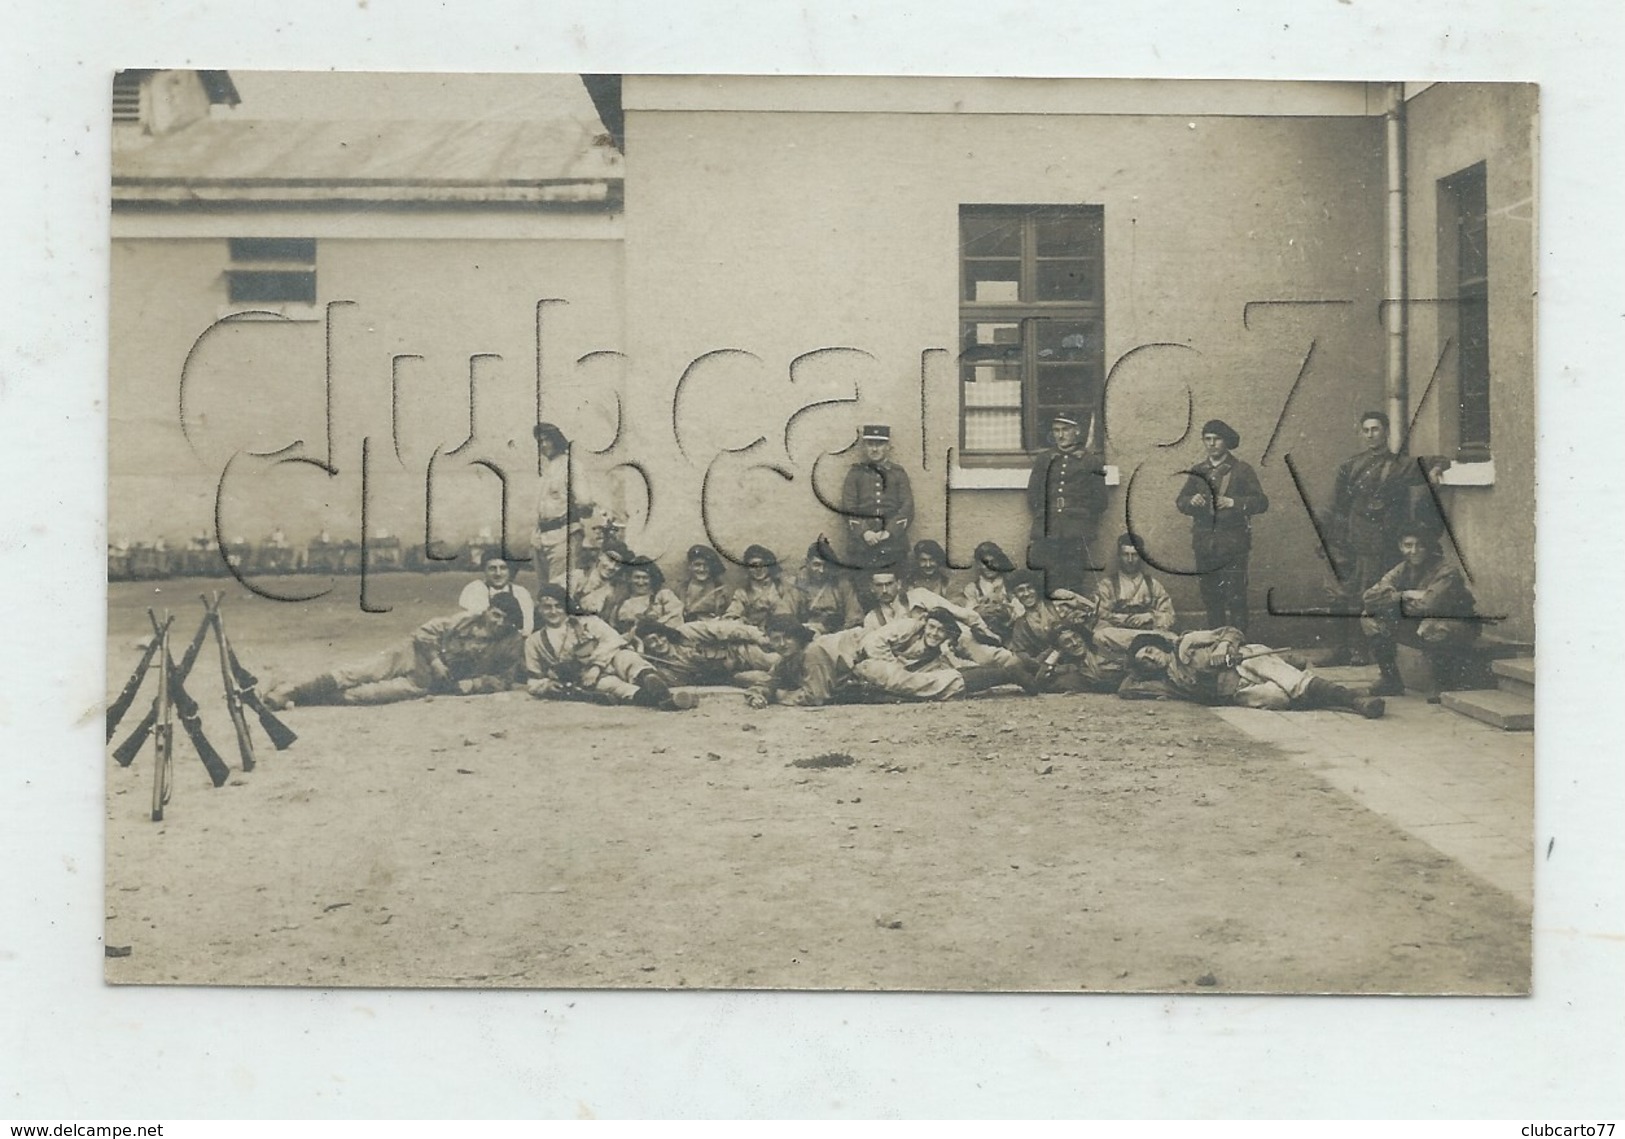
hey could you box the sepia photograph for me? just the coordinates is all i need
[104,71,1536,994]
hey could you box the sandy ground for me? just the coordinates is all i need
[104,575,1530,993]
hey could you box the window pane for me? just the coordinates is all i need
[1035,213,1099,257]
[1035,365,1094,410]
[229,237,317,263]
[1457,294,1491,451]
[961,320,1024,359]
[1035,258,1094,301]
[964,259,1021,303]
[227,270,317,304]
[1035,319,1100,360]
[961,213,1021,257]
[964,408,1025,452]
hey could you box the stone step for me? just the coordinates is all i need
[1439,688,1535,732]
[1492,657,1535,699]
[1477,634,1536,659]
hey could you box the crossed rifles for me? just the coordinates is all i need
[106,593,296,822]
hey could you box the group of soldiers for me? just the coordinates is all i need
[264,408,1478,719]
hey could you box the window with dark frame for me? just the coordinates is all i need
[1439,163,1490,461]
[958,205,1104,457]
[226,237,318,305]
[112,72,143,124]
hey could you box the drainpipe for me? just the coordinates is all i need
[1384,82,1409,452]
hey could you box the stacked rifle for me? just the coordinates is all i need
[106,594,296,821]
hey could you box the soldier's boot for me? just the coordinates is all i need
[633,671,696,711]
[1009,655,1046,695]
[1322,618,1361,666]
[268,673,343,710]
[1301,677,1385,719]
[1367,639,1406,697]
[959,663,1034,696]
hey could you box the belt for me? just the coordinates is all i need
[536,516,571,534]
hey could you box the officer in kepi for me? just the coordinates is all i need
[840,424,914,572]
[1026,408,1107,596]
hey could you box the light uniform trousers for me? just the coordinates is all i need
[1229,647,1314,710]
[1090,625,1146,660]
[587,648,656,701]
[329,640,430,705]
[531,531,575,590]
[851,659,965,701]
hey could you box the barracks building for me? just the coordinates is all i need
[109,72,1536,644]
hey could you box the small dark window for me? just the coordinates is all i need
[958,205,1104,456]
[226,238,317,305]
[112,72,143,124]
[1439,164,1490,460]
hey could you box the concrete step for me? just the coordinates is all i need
[1492,656,1535,699]
[1477,634,1535,659]
[1440,688,1534,732]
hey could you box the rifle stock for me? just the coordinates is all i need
[165,663,232,787]
[229,645,298,750]
[112,700,158,767]
[150,611,232,787]
[106,631,164,743]
[207,603,256,772]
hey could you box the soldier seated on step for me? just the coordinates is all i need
[1124,627,1384,717]
[1361,521,1480,698]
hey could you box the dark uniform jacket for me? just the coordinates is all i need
[413,613,525,692]
[1331,448,1419,557]
[1362,555,1476,620]
[841,460,914,541]
[1176,455,1269,559]
[1026,446,1107,537]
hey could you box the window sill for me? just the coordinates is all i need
[1436,458,1495,487]
[216,303,324,323]
[950,462,1121,490]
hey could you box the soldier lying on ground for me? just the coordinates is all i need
[749,609,1038,705]
[266,593,527,708]
[1124,627,1385,717]
[1025,622,1126,695]
[861,569,1033,678]
[632,615,779,690]
[854,608,1040,702]
[1007,572,1094,657]
[525,586,693,710]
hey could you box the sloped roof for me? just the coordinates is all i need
[112,116,623,206]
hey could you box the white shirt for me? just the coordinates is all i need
[458,580,535,635]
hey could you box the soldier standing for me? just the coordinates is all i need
[1324,411,1419,664]
[1175,419,1269,633]
[840,424,914,572]
[1026,409,1107,595]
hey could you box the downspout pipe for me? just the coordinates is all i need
[1384,82,1409,452]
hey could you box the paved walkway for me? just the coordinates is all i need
[1210,666,1534,907]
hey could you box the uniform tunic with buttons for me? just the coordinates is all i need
[841,459,914,570]
[1026,445,1108,592]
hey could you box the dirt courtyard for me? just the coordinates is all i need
[104,575,1530,993]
